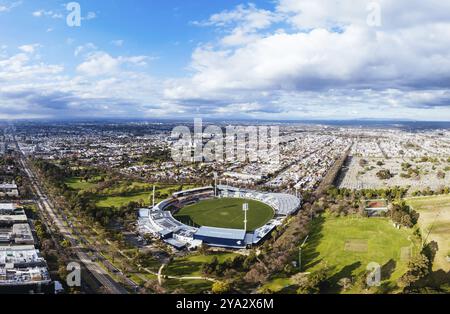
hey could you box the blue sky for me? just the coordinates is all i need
[0,0,255,76]
[0,0,449,120]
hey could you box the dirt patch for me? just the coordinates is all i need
[400,246,412,262]
[344,239,368,252]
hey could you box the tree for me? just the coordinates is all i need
[202,256,219,275]
[296,267,328,294]
[244,263,268,284]
[376,169,393,180]
[399,254,430,289]
[359,159,368,167]
[212,281,232,294]
[58,265,69,281]
[144,279,166,293]
[389,201,419,228]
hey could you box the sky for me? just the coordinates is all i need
[0,0,449,121]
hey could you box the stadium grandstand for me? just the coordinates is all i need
[138,185,301,249]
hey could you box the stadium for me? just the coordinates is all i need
[138,185,301,249]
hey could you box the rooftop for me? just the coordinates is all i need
[195,226,246,240]
[0,204,16,211]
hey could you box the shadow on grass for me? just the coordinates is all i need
[166,260,204,277]
[327,262,362,293]
[302,215,325,270]
[381,259,397,281]
[276,285,299,294]
[426,269,450,290]
[375,281,397,294]
[163,278,212,294]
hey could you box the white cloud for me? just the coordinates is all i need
[111,40,124,47]
[76,52,149,76]
[164,0,450,119]
[0,1,21,13]
[18,44,41,54]
[0,50,166,119]
[76,52,120,76]
[66,38,76,45]
[193,3,280,47]
[85,11,96,20]
[74,43,97,57]
[32,9,63,19]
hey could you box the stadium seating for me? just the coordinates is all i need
[138,185,301,249]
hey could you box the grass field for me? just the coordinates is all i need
[262,214,420,294]
[65,176,198,209]
[165,252,238,277]
[94,184,198,209]
[302,214,419,293]
[164,253,237,293]
[95,192,152,208]
[65,177,99,191]
[174,198,274,231]
[406,194,450,271]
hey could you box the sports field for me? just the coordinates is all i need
[406,194,450,271]
[174,198,274,231]
[260,214,420,294]
[303,214,419,293]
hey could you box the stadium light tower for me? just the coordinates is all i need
[213,172,218,197]
[152,185,156,208]
[243,203,249,232]
[299,235,309,272]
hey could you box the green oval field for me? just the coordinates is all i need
[174,198,274,231]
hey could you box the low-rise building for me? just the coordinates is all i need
[0,204,53,294]
[0,183,19,197]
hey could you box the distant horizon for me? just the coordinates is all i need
[6,117,450,131]
[4,117,450,122]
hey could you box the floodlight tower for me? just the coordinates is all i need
[299,235,309,272]
[152,185,156,208]
[243,203,249,232]
[213,172,218,197]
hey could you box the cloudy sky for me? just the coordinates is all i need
[0,0,449,120]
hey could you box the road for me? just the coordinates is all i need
[12,135,130,294]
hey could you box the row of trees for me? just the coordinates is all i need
[33,159,138,226]
[327,186,409,201]
[411,186,450,196]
